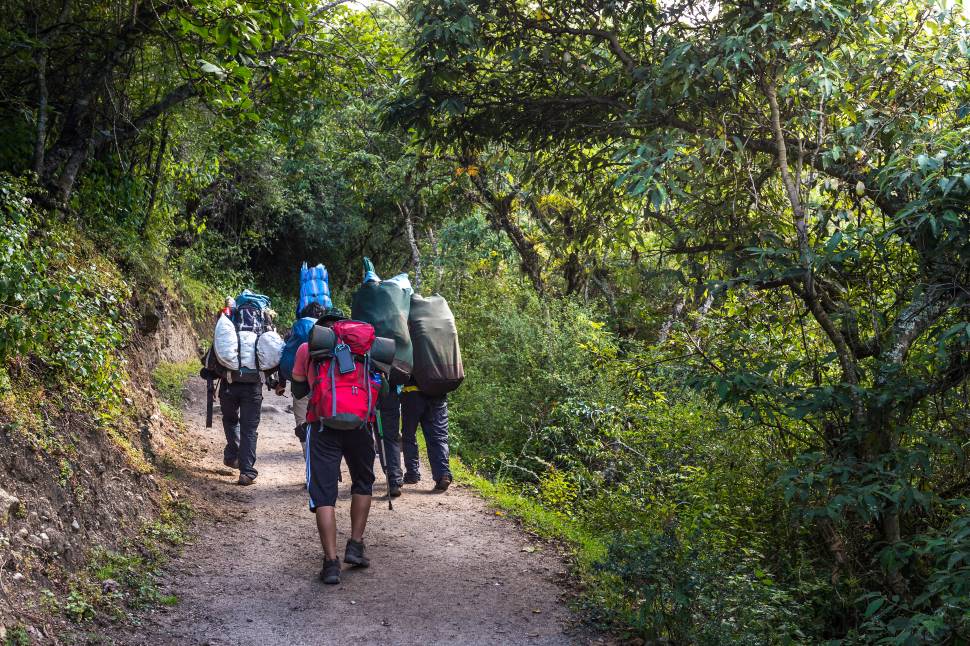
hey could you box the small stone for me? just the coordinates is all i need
[11,573,24,581]
[102,579,119,594]
[39,532,50,546]
[124,397,134,406]
[71,520,80,531]
[27,534,43,549]
[350,600,356,605]
[0,488,19,525]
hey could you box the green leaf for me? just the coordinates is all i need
[864,597,884,618]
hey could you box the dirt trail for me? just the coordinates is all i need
[115,377,590,645]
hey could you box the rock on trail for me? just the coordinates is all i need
[111,377,591,645]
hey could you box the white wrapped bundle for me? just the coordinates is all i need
[238,330,258,369]
[257,331,284,369]
[213,314,240,370]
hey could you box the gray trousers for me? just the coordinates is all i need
[378,387,403,486]
[401,391,451,482]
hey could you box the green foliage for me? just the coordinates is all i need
[593,532,813,645]
[0,175,129,414]
[2,625,30,646]
[447,255,812,638]
[1,0,967,640]
[152,360,200,408]
[398,0,970,639]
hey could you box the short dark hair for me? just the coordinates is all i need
[299,302,327,319]
[318,306,348,324]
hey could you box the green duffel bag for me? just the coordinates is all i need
[351,280,413,385]
[408,294,464,396]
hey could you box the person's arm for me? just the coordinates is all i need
[291,343,309,384]
[290,342,311,397]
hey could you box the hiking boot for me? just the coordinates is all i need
[237,474,255,486]
[224,457,239,469]
[402,472,420,485]
[344,539,370,568]
[434,474,453,491]
[320,559,341,584]
[389,483,402,498]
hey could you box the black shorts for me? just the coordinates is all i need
[305,424,376,510]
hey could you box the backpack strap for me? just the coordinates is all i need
[329,359,337,419]
[308,355,322,419]
[233,312,243,372]
[365,353,373,421]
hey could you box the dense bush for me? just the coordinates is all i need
[0,176,129,414]
[442,259,824,641]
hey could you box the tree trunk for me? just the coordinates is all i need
[399,200,421,291]
[32,48,49,176]
[145,117,170,223]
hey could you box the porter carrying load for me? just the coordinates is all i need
[351,257,414,385]
[408,294,464,396]
[213,290,284,382]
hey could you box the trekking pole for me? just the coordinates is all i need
[205,376,215,428]
[374,412,393,510]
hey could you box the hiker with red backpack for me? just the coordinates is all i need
[290,315,390,584]
[276,303,339,451]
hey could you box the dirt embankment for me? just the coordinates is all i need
[0,288,201,642]
[108,377,593,646]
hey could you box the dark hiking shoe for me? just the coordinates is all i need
[320,559,341,584]
[224,457,239,469]
[402,473,420,485]
[344,539,370,568]
[434,474,453,491]
[389,483,402,498]
[237,474,255,486]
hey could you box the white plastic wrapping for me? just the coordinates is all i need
[213,314,240,370]
[257,331,284,369]
[214,313,283,372]
[238,330,258,370]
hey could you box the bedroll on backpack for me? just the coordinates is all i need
[297,263,333,317]
[308,320,380,431]
[351,273,413,386]
[308,324,395,365]
[408,295,464,396]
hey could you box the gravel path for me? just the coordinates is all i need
[115,377,590,645]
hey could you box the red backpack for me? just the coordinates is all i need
[307,321,380,430]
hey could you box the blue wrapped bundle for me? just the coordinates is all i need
[297,262,333,317]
